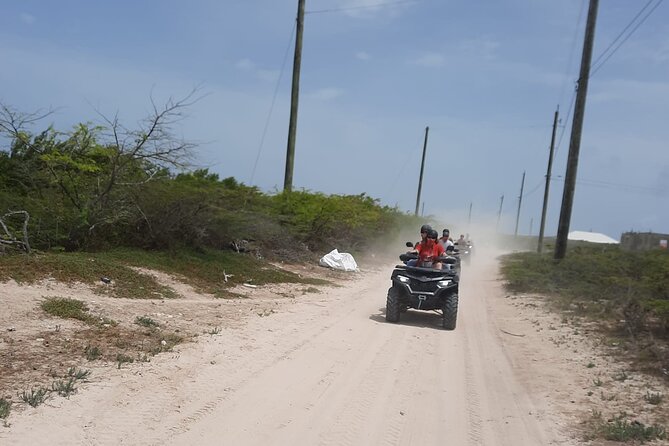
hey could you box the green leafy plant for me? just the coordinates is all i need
[19,387,50,407]
[135,316,159,328]
[644,391,663,405]
[0,398,10,420]
[41,297,93,323]
[84,345,101,361]
[67,367,91,381]
[598,414,666,442]
[116,353,134,369]
[51,377,77,397]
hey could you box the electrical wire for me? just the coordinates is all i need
[306,0,419,15]
[551,176,665,195]
[521,179,544,199]
[554,0,664,157]
[552,0,586,159]
[590,0,664,78]
[554,89,576,158]
[249,21,297,185]
[557,0,587,108]
[590,0,654,69]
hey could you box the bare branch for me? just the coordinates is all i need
[0,103,56,139]
[0,211,31,253]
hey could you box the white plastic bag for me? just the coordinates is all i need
[319,249,358,272]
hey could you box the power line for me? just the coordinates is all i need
[557,0,587,107]
[591,0,654,69]
[553,1,587,160]
[249,21,297,185]
[555,0,664,158]
[590,0,664,77]
[306,0,419,15]
[521,179,544,199]
[551,176,666,195]
[554,90,576,158]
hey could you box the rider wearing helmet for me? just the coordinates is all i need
[439,228,454,250]
[414,224,432,248]
[410,229,445,269]
[420,229,445,269]
[406,224,432,266]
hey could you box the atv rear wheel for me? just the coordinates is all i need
[386,287,401,323]
[442,293,458,330]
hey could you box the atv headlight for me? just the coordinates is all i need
[397,275,410,283]
[437,280,451,288]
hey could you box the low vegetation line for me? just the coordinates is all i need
[500,244,668,442]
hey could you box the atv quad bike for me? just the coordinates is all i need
[386,252,459,330]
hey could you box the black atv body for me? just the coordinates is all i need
[386,254,460,330]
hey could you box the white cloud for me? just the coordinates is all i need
[589,78,669,105]
[308,88,344,101]
[411,52,445,68]
[20,13,36,25]
[235,58,254,70]
[235,59,279,82]
[332,0,414,19]
[457,37,500,60]
[355,51,370,61]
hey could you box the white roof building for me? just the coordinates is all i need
[568,231,619,244]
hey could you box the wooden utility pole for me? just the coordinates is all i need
[415,126,430,216]
[514,171,525,237]
[283,0,306,192]
[538,107,559,253]
[496,194,504,232]
[555,0,599,259]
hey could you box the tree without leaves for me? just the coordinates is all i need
[0,89,202,249]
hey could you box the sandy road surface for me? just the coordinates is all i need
[2,255,577,445]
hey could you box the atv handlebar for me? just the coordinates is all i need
[399,253,458,264]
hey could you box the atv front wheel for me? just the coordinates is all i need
[442,293,458,330]
[386,287,401,323]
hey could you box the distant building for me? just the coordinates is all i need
[568,231,619,244]
[620,231,669,251]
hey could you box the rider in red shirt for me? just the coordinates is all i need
[415,229,445,269]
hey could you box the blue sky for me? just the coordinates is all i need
[1,0,667,239]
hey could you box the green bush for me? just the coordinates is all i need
[1,116,418,258]
[501,246,669,335]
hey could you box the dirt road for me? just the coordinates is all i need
[1,255,578,445]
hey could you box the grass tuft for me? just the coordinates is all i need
[644,391,663,405]
[51,377,77,397]
[19,387,50,407]
[116,353,134,369]
[599,415,666,442]
[0,398,10,419]
[84,345,102,360]
[135,316,159,328]
[67,367,91,381]
[41,297,93,323]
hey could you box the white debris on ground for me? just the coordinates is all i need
[318,249,358,272]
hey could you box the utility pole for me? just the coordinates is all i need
[496,194,504,232]
[514,171,525,237]
[538,107,559,253]
[467,202,473,226]
[415,126,430,216]
[283,0,306,192]
[555,0,599,259]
